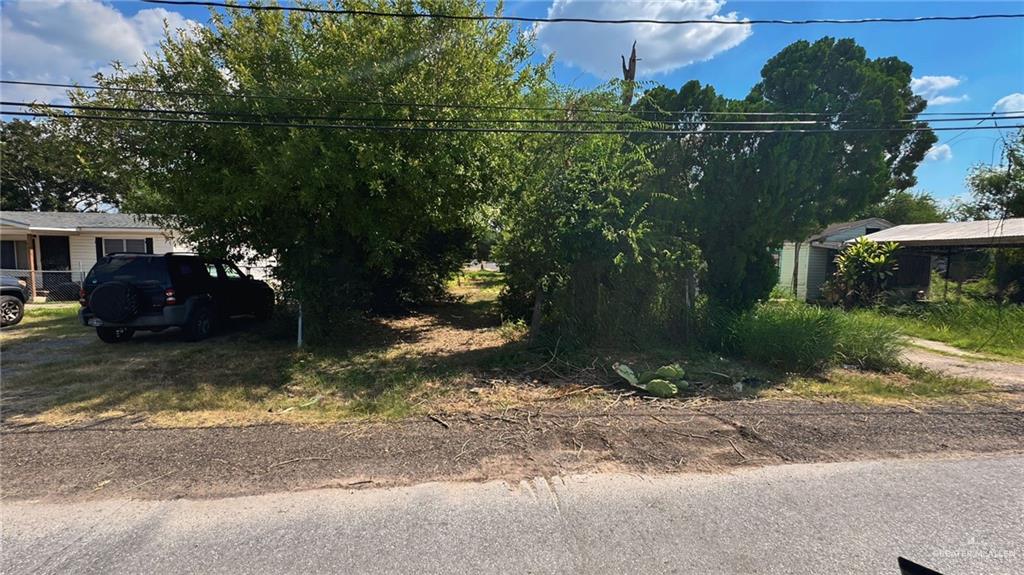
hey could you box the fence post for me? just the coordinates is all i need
[26,234,37,301]
[297,302,304,348]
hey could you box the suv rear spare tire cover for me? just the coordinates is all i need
[89,281,140,322]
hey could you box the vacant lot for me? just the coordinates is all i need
[0,271,1012,430]
[2,271,1021,501]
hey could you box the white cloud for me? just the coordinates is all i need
[993,93,1024,113]
[535,0,752,79]
[928,94,970,106]
[911,76,960,98]
[0,0,199,103]
[925,144,953,162]
[910,75,968,106]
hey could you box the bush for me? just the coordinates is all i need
[822,238,901,308]
[722,302,903,372]
[835,310,904,371]
[727,303,838,372]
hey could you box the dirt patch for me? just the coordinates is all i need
[2,400,1021,503]
[904,338,1024,391]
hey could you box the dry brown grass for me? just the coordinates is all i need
[0,272,1003,428]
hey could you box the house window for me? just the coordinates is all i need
[103,238,147,255]
[1,240,29,269]
[865,227,881,235]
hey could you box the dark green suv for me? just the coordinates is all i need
[79,253,274,343]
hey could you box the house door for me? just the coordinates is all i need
[38,235,72,288]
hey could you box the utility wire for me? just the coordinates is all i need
[3,80,1019,119]
[141,1,1024,26]
[5,101,1023,127]
[5,110,1021,136]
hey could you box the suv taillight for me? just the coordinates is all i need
[79,286,86,306]
[165,288,177,305]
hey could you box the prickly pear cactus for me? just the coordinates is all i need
[654,363,685,381]
[644,378,678,398]
[612,363,639,386]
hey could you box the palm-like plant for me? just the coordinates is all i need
[824,238,901,307]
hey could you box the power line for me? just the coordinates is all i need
[3,80,1019,119]
[141,1,1024,26]
[5,101,1023,128]
[5,109,1021,136]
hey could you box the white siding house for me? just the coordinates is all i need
[777,218,894,301]
[1,211,188,299]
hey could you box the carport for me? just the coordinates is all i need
[858,218,1024,298]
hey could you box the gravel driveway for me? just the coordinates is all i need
[903,338,1024,391]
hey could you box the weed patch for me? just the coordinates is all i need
[724,302,903,373]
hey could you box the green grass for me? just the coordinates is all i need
[0,304,471,425]
[0,279,1005,427]
[725,301,904,373]
[0,303,84,350]
[784,365,994,402]
[869,301,1024,361]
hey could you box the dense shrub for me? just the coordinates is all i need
[822,238,901,308]
[835,310,905,371]
[722,302,903,372]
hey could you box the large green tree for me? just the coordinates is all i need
[861,190,949,224]
[956,128,1024,219]
[637,38,936,308]
[0,119,117,211]
[68,0,545,329]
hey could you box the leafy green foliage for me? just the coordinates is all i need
[956,128,1024,219]
[861,190,949,224]
[637,38,935,309]
[66,0,546,334]
[495,89,701,346]
[823,238,901,307]
[0,119,118,211]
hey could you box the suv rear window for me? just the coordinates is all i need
[86,256,169,286]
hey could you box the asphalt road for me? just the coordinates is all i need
[3,456,1022,574]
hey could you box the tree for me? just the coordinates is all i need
[0,119,117,211]
[955,128,1024,219]
[68,0,546,333]
[495,89,701,345]
[637,38,935,308]
[950,129,1024,301]
[861,190,949,224]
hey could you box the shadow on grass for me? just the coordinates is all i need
[0,299,528,424]
[6,293,978,426]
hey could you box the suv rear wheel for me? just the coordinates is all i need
[97,326,134,343]
[1,295,24,327]
[183,304,214,341]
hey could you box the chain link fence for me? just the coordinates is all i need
[1,269,85,303]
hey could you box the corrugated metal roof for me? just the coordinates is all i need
[857,218,1024,247]
[0,211,162,230]
[809,218,893,242]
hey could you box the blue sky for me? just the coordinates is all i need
[3,0,1022,203]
